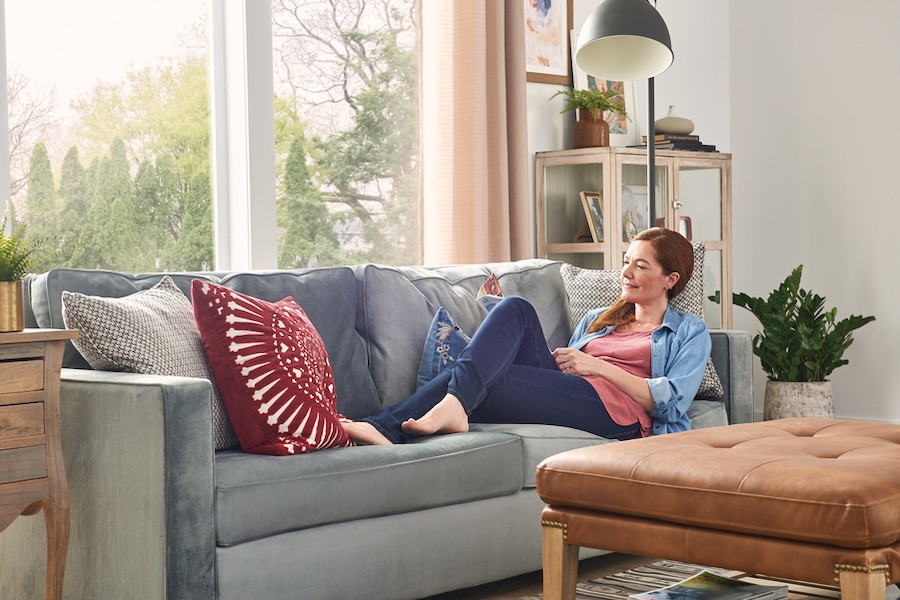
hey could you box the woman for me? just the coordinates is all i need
[343,227,711,446]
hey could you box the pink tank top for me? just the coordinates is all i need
[581,328,653,437]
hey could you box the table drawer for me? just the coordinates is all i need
[0,446,46,484]
[0,403,44,450]
[0,360,44,394]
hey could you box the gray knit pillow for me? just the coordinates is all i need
[61,276,240,450]
[560,242,723,399]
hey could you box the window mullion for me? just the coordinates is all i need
[209,0,277,270]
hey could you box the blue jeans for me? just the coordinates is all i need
[364,296,640,443]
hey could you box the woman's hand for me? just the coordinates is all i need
[552,347,603,377]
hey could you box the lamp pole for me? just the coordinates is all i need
[647,77,657,224]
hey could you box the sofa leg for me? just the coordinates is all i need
[542,522,579,600]
[838,570,887,600]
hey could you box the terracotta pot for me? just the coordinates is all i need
[0,280,25,332]
[573,108,609,148]
[763,380,834,420]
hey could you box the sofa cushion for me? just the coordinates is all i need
[28,268,222,369]
[60,276,239,450]
[470,423,609,488]
[358,260,570,409]
[214,431,523,546]
[192,281,351,455]
[219,268,380,419]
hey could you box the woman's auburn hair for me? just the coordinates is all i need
[586,228,694,333]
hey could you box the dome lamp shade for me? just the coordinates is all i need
[575,0,673,81]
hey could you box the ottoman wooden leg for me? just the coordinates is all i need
[838,570,887,600]
[542,522,579,600]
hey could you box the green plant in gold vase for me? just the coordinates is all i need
[551,88,628,149]
[732,265,875,420]
[0,210,43,332]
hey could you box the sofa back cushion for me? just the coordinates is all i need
[220,269,380,418]
[28,266,381,420]
[29,268,223,370]
[357,260,570,410]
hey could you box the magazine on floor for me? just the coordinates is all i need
[628,570,788,600]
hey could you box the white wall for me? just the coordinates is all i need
[730,0,900,423]
[527,0,900,424]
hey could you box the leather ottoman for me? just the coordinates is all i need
[536,418,900,600]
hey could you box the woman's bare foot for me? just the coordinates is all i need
[401,394,469,437]
[341,420,393,445]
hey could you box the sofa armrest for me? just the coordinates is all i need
[0,370,217,600]
[709,330,754,424]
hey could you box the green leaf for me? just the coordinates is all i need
[732,265,875,381]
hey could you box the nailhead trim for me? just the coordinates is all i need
[541,520,568,541]
[833,563,890,584]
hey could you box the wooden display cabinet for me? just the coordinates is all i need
[535,146,732,328]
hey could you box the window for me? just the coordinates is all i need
[271,0,419,268]
[4,0,212,271]
[3,0,419,272]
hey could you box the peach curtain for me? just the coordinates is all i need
[420,0,530,265]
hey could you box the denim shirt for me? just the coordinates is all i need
[567,305,711,435]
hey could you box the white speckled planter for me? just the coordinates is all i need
[764,380,834,420]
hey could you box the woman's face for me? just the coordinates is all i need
[621,240,679,305]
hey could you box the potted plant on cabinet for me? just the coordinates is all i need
[551,87,628,149]
[732,265,875,420]
[0,211,42,332]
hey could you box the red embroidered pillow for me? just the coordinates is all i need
[191,280,351,455]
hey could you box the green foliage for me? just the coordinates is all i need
[0,210,42,281]
[732,265,876,382]
[551,88,628,119]
[19,4,417,273]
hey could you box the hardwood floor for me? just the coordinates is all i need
[422,553,652,600]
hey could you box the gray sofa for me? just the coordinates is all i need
[0,259,752,600]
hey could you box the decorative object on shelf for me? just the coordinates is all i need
[621,184,648,241]
[551,88,627,148]
[654,105,694,135]
[0,210,43,332]
[732,265,876,420]
[574,0,674,217]
[579,191,604,242]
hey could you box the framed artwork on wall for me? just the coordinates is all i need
[570,29,639,147]
[524,0,573,85]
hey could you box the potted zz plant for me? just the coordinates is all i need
[551,87,628,149]
[732,265,875,420]
[0,211,42,332]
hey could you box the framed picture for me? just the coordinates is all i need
[570,29,639,147]
[579,191,604,242]
[524,0,573,85]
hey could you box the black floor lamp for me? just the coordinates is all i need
[574,0,673,223]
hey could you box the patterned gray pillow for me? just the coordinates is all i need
[61,276,240,450]
[560,242,724,399]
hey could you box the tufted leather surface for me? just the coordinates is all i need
[537,418,900,549]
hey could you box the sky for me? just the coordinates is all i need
[4,0,205,104]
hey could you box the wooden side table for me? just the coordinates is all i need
[0,329,78,600]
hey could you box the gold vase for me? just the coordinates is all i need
[0,280,25,333]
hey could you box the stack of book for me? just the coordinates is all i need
[640,133,718,152]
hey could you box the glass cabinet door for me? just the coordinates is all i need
[676,162,730,329]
